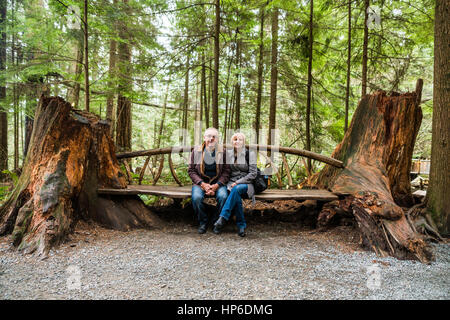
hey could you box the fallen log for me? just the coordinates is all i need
[310,81,434,263]
[0,96,162,257]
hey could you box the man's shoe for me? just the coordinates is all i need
[198,224,207,234]
[214,216,226,229]
[238,228,246,237]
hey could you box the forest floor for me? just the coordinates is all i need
[0,200,449,300]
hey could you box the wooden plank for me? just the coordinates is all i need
[98,185,340,201]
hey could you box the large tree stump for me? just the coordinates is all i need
[0,96,161,257]
[311,84,434,263]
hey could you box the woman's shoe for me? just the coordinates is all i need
[213,225,221,234]
[238,228,246,237]
[214,216,226,229]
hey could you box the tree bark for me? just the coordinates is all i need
[68,36,83,109]
[182,54,190,144]
[0,0,7,176]
[255,5,265,144]
[311,85,434,263]
[426,0,450,235]
[202,51,209,126]
[115,0,132,153]
[268,6,278,147]
[344,0,352,133]
[116,95,132,152]
[234,33,241,130]
[0,96,162,257]
[362,0,369,97]
[305,0,313,173]
[206,54,212,128]
[12,0,19,170]
[83,0,90,112]
[212,0,220,129]
[106,36,117,138]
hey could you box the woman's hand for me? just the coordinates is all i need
[231,183,237,188]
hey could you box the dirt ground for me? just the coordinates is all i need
[1,200,448,300]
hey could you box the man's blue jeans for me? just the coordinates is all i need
[219,184,248,229]
[192,185,228,226]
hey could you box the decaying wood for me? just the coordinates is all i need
[0,96,162,257]
[310,83,435,263]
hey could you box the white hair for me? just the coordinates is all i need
[231,132,245,144]
[204,127,219,136]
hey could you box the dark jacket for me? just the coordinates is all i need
[225,148,258,201]
[188,143,230,186]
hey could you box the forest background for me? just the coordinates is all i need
[0,0,435,187]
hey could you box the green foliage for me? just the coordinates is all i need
[2,170,19,185]
[139,194,160,206]
[0,185,11,204]
[1,0,435,179]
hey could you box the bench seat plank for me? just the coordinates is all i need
[98,185,340,201]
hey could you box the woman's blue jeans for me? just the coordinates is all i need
[192,185,228,226]
[219,184,248,229]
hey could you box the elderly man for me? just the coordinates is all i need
[188,128,230,234]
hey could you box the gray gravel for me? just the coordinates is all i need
[0,222,448,300]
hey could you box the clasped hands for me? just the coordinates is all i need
[200,182,220,196]
[201,182,238,195]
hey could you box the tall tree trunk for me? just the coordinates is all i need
[195,73,201,123]
[234,33,241,130]
[212,0,220,129]
[344,0,352,133]
[23,76,43,159]
[200,52,204,123]
[268,7,278,148]
[106,0,118,138]
[182,55,190,145]
[69,41,83,109]
[0,96,162,257]
[14,85,19,171]
[156,81,170,149]
[0,0,7,176]
[305,0,313,174]
[311,85,434,263]
[12,0,19,170]
[426,0,450,235]
[207,55,212,128]
[361,0,369,97]
[115,0,132,153]
[223,48,234,142]
[83,0,90,112]
[106,38,117,138]
[255,5,265,144]
[201,51,208,126]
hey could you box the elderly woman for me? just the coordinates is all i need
[213,132,257,237]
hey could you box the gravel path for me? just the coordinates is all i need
[0,220,448,300]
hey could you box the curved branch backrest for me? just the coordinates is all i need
[117,144,344,187]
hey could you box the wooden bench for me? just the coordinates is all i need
[98,185,345,202]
